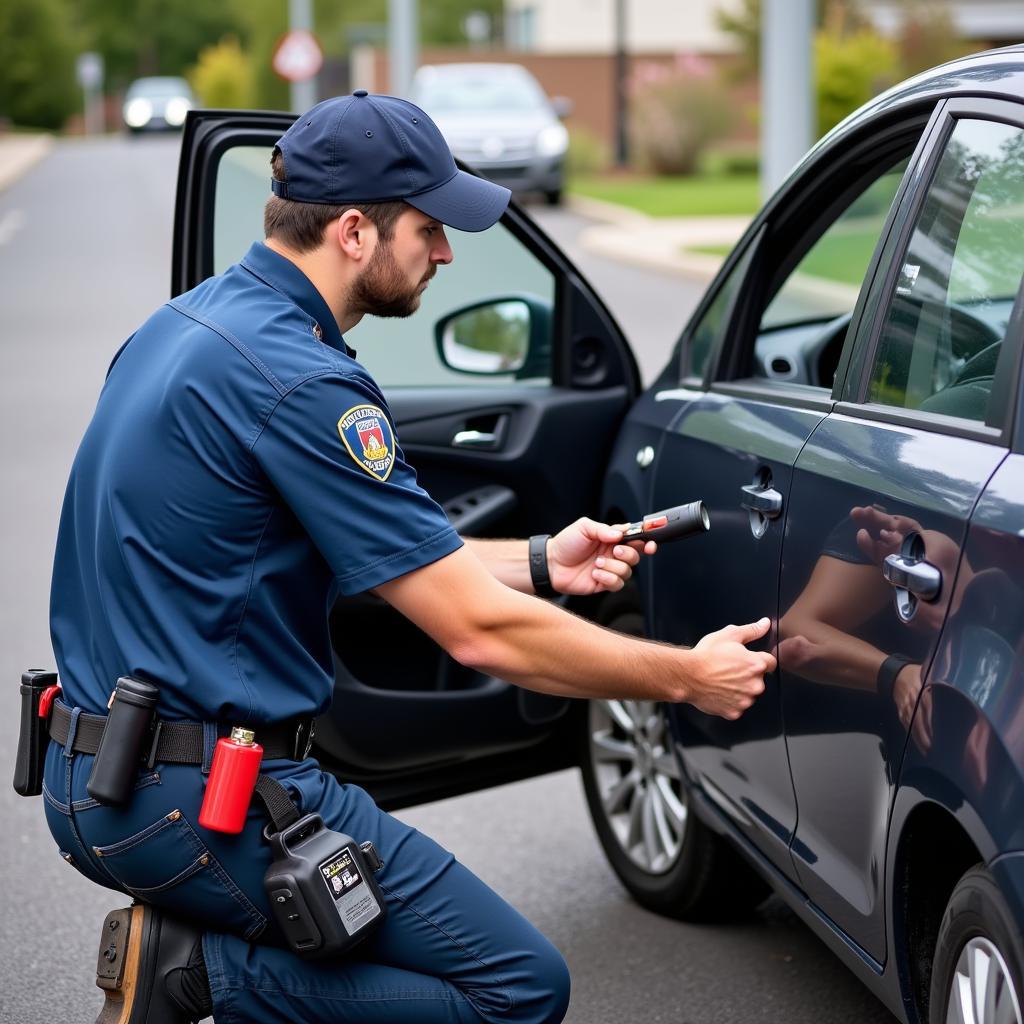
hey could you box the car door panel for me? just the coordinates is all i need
[653,392,825,873]
[780,415,1004,959]
[173,109,639,808]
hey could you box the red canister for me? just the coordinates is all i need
[198,727,263,834]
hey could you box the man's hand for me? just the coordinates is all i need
[687,618,776,720]
[547,517,656,596]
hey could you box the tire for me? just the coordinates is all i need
[544,188,562,206]
[929,865,1024,1024]
[579,609,769,921]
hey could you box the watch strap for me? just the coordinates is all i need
[529,534,556,598]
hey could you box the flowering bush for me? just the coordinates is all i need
[629,56,736,175]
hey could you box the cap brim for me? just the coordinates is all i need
[405,168,511,232]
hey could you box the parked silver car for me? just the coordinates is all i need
[412,63,569,205]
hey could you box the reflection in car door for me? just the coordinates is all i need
[653,115,928,877]
[172,109,642,809]
[778,102,1024,962]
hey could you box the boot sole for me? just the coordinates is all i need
[95,905,152,1024]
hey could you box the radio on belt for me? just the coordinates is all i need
[265,813,386,959]
[622,500,710,544]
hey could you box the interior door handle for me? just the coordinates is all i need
[452,429,497,447]
[740,483,783,519]
[883,553,941,600]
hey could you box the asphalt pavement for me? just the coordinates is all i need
[0,134,892,1023]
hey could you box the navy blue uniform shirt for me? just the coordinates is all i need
[50,242,462,722]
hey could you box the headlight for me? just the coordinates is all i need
[536,123,568,158]
[124,98,153,128]
[164,97,191,127]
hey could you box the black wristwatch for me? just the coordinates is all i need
[529,534,556,598]
[877,653,913,703]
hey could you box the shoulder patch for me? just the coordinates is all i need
[337,404,395,481]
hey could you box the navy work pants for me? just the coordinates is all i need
[42,713,570,1023]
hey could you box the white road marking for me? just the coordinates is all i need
[0,208,26,245]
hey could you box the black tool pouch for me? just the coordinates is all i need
[13,670,59,797]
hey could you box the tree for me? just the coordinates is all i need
[190,37,255,109]
[74,0,240,90]
[0,0,79,129]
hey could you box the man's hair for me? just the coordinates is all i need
[264,148,407,253]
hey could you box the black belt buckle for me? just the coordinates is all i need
[292,719,315,761]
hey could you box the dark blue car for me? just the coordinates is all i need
[177,46,1024,1024]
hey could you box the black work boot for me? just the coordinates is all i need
[94,904,213,1024]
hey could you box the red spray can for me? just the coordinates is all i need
[199,727,263,834]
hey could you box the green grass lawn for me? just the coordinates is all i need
[569,172,760,218]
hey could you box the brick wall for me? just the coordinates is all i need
[371,48,757,151]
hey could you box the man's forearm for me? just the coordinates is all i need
[463,537,535,593]
[377,546,772,719]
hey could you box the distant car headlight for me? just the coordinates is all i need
[536,123,568,158]
[164,97,191,127]
[124,98,153,128]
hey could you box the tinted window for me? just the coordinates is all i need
[684,234,758,379]
[762,160,907,330]
[867,118,1024,424]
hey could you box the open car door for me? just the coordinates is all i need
[172,109,641,809]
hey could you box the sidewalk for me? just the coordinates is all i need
[0,133,54,193]
[567,193,751,282]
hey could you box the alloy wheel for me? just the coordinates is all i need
[946,936,1023,1024]
[587,699,686,874]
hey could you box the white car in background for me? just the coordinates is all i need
[412,62,570,205]
[122,77,194,134]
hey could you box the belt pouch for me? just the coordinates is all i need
[13,670,58,797]
[87,676,159,805]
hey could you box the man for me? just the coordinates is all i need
[45,92,774,1024]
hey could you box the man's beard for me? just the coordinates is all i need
[349,239,434,319]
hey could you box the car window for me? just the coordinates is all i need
[866,118,1024,424]
[762,160,908,330]
[683,232,759,380]
[212,145,555,388]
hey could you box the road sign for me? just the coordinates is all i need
[76,52,104,90]
[272,30,323,83]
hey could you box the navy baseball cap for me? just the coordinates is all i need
[271,90,511,232]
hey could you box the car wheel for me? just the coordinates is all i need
[929,865,1024,1024]
[580,609,769,921]
[544,188,562,206]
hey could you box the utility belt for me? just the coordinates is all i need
[14,670,385,960]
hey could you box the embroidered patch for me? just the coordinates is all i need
[337,404,395,481]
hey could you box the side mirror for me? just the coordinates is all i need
[551,96,573,120]
[435,296,551,378]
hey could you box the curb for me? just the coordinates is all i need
[0,134,54,194]
[568,191,750,282]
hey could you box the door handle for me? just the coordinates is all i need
[883,553,941,601]
[740,483,783,519]
[452,429,497,447]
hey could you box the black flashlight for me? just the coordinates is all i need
[622,501,710,544]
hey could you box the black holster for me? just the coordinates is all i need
[13,670,59,797]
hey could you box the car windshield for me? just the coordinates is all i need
[129,78,191,97]
[415,71,548,113]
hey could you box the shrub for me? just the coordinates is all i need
[566,125,610,177]
[630,57,736,176]
[816,27,899,136]
[189,36,255,109]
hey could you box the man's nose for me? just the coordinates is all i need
[432,230,454,265]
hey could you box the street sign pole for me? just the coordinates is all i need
[388,0,418,98]
[761,0,814,200]
[289,0,317,112]
[76,52,104,136]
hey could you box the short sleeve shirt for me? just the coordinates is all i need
[50,242,462,723]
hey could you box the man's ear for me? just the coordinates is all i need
[334,208,376,262]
